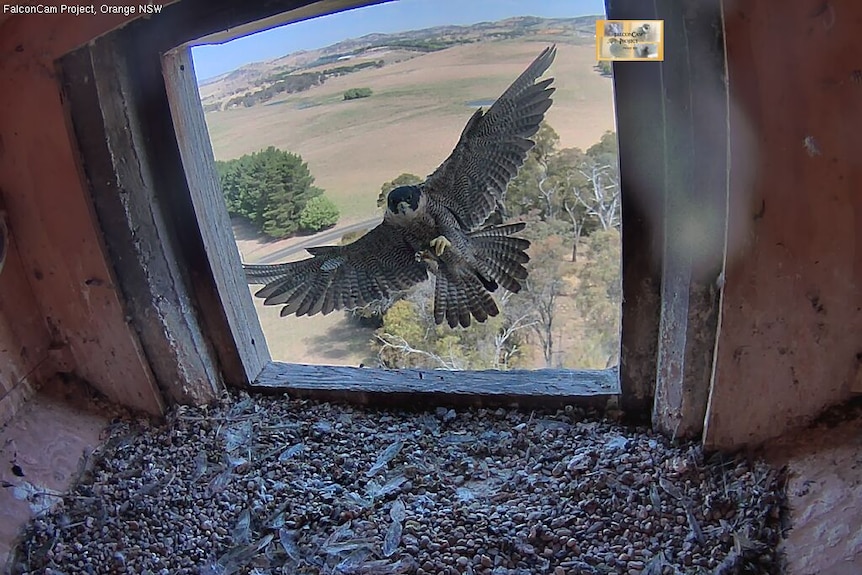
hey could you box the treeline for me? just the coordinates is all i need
[225,72,324,108]
[383,38,471,52]
[222,60,384,109]
[216,146,339,238]
[321,59,384,76]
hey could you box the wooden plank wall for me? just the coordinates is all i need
[0,207,50,425]
[12,0,857,447]
[651,0,727,439]
[0,0,378,418]
[705,0,862,449]
[162,49,270,385]
[0,0,393,421]
[253,363,620,409]
[606,0,726,430]
[0,3,172,417]
[60,36,224,406]
[605,1,665,419]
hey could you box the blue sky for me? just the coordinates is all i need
[191,0,606,80]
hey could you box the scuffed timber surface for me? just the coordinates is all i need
[252,362,620,408]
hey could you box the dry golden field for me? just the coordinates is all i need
[205,40,616,220]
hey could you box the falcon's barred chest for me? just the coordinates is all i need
[383,185,438,248]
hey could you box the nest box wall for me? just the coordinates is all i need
[704,0,862,448]
[2,0,861,451]
[0,4,172,421]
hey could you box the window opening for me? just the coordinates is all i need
[191,0,623,374]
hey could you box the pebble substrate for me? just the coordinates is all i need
[10,393,784,575]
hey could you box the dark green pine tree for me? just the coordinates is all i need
[215,146,323,239]
[257,146,322,237]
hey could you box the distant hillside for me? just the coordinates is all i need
[198,15,599,111]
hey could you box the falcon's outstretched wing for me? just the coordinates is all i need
[244,222,428,317]
[422,45,556,230]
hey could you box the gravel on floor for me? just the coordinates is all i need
[8,392,784,575]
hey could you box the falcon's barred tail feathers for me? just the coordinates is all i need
[432,223,531,328]
[434,269,499,329]
[468,222,530,295]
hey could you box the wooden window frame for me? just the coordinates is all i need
[58,0,728,428]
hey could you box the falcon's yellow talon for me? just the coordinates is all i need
[430,236,451,256]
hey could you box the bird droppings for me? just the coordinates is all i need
[8,392,784,574]
[802,136,821,157]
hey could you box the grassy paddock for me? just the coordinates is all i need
[205,40,616,221]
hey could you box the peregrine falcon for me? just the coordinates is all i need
[243,46,556,328]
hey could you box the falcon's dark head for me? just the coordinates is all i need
[387,185,422,216]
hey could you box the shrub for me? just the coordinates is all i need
[299,195,340,232]
[343,87,373,100]
[340,229,365,245]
